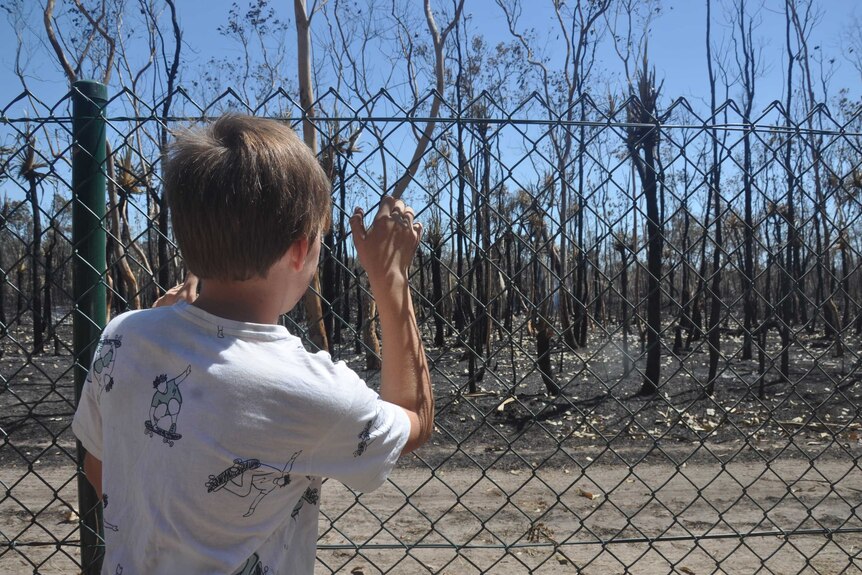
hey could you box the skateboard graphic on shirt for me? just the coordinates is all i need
[144,420,182,446]
[206,451,302,517]
[144,364,191,446]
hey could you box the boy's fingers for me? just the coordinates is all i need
[378,195,397,217]
[177,274,199,302]
[350,208,373,262]
[152,279,197,308]
[349,208,366,241]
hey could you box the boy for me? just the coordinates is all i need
[72,114,433,574]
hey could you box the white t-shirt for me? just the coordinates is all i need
[72,302,411,575]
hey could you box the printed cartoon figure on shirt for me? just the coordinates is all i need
[206,451,301,517]
[101,493,119,532]
[88,336,122,395]
[354,411,381,457]
[232,552,270,575]
[290,485,320,521]
[144,364,191,446]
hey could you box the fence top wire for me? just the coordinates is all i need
[5,114,862,138]
[3,87,862,136]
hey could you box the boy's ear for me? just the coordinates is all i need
[286,236,310,271]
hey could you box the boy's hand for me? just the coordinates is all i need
[350,196,433,455]
[349,196,422,291]
[153,273,199,308]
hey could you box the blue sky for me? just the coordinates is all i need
[2,0,861,114]
[642,0,861,108]
[191,0,862,111]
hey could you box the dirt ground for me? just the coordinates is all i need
[2,451,861,574]
[2,316,862,574]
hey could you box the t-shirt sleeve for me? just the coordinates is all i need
[72,358,104,460]
[309,359,411,493]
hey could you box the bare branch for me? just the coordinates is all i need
[391,0,465,199]
[76,0,117,84]
[494,0,550,94]
[43,0,76,83]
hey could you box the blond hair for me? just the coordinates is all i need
[164,114,331,280]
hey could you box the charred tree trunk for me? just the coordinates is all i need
[687,232,707,347]
[0,237,6,336]
[26,175,44,354]
[454,126,468,341]
[775,210,791,381]
[536,320,557,395]
[559,158,577,350]
[674,177,693,355]
[17,264,25,316]
[592,247,604,327]
[639,142,662,396]
[742,123,756,360]
[354,267,363,354]
[626,62,663,396]
[430,232,445,347]
[734,0,758,361]
[157,152,172,292]
[504,230,514,334]
[322,228,337,346]
[533,247,559,396]
[468,123,493,392]
[705,0,723,396]
[334,156,350,345]
[616,240,633,377]
[840,236,851,330]
[0,200,9,335]
[575,106,589,348]
[43,224,61,355]
[705,167,723,395]
[417,249,427,324]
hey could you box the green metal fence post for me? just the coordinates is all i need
[72,79,108,575]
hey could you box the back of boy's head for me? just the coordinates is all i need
[164,114,331,281]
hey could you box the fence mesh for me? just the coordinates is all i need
[1,86,861,574]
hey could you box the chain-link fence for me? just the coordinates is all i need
[2,83,861,574]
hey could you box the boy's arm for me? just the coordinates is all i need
[350,197,433,454]
[83,451,103,500]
